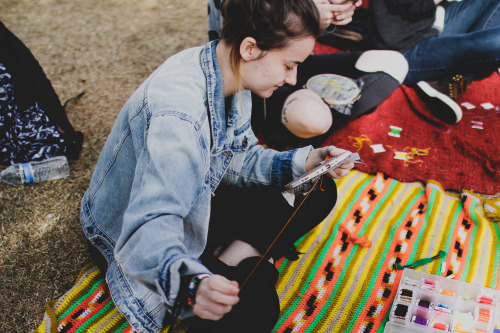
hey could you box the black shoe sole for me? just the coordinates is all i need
[414,81,462,124]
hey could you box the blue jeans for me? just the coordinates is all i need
[403,0,500,85]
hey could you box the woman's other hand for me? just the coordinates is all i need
[306,146,354,179]
[313,0,362,29]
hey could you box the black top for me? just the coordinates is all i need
[365,0,439,52]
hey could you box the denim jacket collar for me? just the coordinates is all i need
[201,40,241,154]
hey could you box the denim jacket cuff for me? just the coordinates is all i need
[159,254,212,312]
[292,145,314,179]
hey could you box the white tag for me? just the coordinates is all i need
[460,102,476,110]
[370,144,386,153]
[282,192,295,207]
[481,102,495,109]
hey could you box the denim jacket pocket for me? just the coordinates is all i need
[220,116,253,184]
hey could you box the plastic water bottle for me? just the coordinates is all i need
[0,156,70,185]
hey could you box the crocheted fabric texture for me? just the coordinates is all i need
[36,170,500,333]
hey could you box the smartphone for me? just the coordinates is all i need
[284,151,357,190]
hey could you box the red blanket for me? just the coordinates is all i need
[314,43,500,194]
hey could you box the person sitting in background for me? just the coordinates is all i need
[209,0,409,150]
[81,0,354,332]
[365,0,500,124]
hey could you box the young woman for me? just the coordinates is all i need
[80,0,354,332]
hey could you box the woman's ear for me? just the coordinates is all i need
[240,37,262,61]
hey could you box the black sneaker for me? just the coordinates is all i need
[414,75,468,124]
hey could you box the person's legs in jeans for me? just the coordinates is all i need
[403,0,500,124]
[404,29,500,124]
[403,0,500,83]
[443,0,500,78]
[403,27,500,85]
[442,0,500,35]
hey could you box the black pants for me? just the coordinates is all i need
[207,177,337,260]
[252,51,400,149]
[187,177,338,332]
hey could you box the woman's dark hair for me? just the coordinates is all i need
[220,0,321,83]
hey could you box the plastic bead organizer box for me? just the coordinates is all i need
[384,269,500,333]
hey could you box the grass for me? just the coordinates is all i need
[0,1,205,331]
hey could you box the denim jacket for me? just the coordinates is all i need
[80,41,312,333]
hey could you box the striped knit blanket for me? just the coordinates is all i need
[36,170,500,333]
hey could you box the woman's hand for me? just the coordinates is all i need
[313,0,362,29]
[306,146,354,179]
[193,275,240,321]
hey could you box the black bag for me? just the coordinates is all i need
[0,21,83,164]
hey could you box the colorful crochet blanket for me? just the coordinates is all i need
[36,170,500,333]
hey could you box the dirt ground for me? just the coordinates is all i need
[0,1,205,331]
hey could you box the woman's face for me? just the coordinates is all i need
[239,36,316,98]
